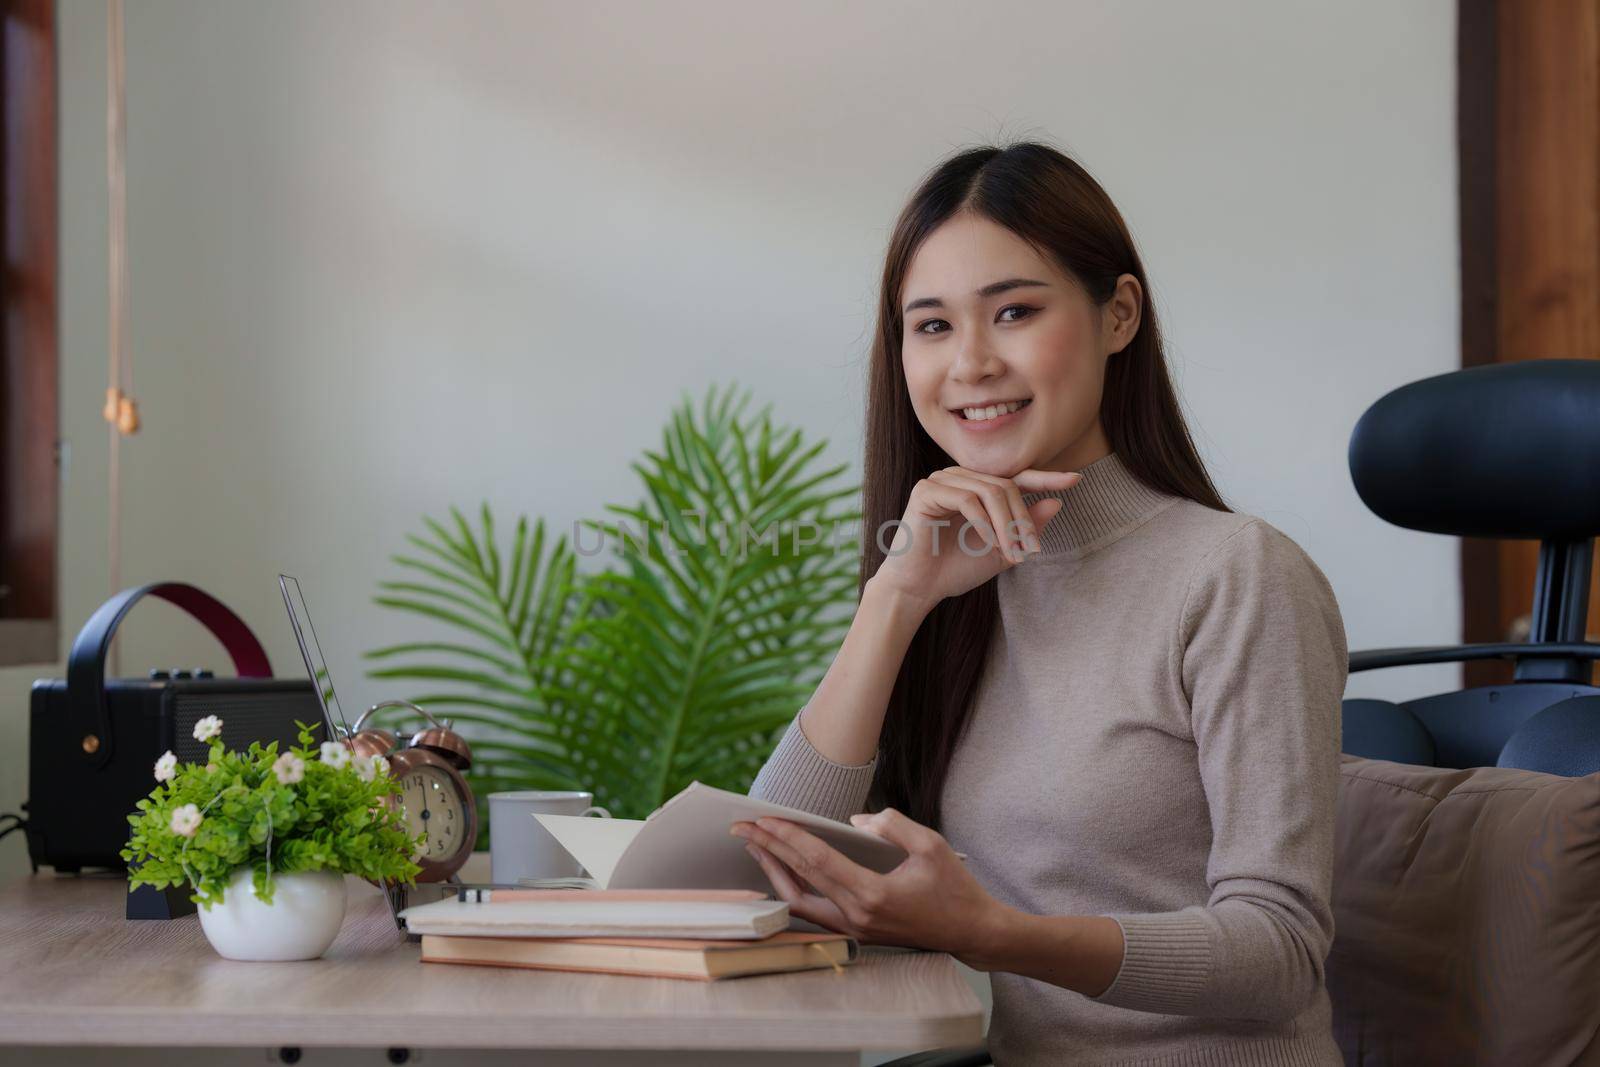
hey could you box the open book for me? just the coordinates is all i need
[533,782,908,894]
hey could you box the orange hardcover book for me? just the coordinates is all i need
[419,929,859,981]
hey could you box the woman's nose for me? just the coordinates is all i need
[949,336,1006,382]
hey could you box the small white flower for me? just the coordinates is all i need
[205,762,219,773]
[169,803,202,837]
[319,741,351,770]
[355,753,387,782]
[153,751,178,783]
[192,715,223,743]
[272,751,306,785]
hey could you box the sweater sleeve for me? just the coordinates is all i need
[748,706,879,823]
[1088,518,1347,1022]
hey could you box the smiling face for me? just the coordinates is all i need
[899,211,1142,476]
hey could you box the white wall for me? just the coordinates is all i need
[2,0,1459,882]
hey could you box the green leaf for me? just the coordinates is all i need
[365,384,860,823]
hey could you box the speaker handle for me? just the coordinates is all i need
[66,582,273,768]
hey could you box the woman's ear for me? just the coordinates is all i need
[1105,273,1143,354]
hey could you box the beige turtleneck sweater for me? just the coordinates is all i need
[750,450,1348,1066]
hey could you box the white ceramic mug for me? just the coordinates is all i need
[489,790,612,884]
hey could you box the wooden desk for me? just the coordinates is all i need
[0,874,984,1064]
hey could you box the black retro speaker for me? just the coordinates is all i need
[26,582,322,873]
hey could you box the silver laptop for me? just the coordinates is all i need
[278,574,415,935]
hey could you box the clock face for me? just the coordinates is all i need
[397,763,467,863]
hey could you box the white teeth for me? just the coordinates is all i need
[961,400,1028,422]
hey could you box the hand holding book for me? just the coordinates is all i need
[731,806,1010,971]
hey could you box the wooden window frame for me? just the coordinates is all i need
[1458,0,1600,687]
[0,0,59,667]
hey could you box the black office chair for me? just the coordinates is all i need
[1341,358,1600,773]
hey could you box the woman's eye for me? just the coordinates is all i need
[912,305,1035,336]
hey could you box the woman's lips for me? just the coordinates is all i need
[953,403,1030,433]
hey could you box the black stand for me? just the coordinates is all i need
[1516,536,1597,682]
[126,882,196,920]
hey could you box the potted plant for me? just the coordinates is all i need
[121,717,422,960]
[364,383,862,826]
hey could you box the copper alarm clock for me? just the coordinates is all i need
[347,701,477,882]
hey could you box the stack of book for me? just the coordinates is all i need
[399,888,857,981]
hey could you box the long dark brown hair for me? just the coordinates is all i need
[864,141,1230,829]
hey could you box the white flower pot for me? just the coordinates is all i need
[197,867,348,961]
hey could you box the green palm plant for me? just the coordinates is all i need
[365,383,862,824]
[364,507,596,824]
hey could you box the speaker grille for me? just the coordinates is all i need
[171,688,322,762]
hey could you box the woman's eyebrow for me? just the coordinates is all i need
[903,277,1050,315]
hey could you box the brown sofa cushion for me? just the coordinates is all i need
[1329,754,1600,1066]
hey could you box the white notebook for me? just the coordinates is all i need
[533,781,909,894]
[398,895,791,940]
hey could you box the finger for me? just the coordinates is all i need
[786,893,854,934]
[745,841,808,900]
[745,818,869,904]
[746,819,863,901]
[932,469,1026,562]
[746,844,855,932]
[849,807,941,854]
[1011,468,1082,493]
[1030,497,1064,532]
[914,481,1001,561]
[928,471,1017,562]
[932,469,1020,561]
[950,469,1041,555]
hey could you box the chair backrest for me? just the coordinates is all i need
[1342,359,1600,772]
[1348,358,1600,541]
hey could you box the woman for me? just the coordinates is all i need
[733,141,1348,1066]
